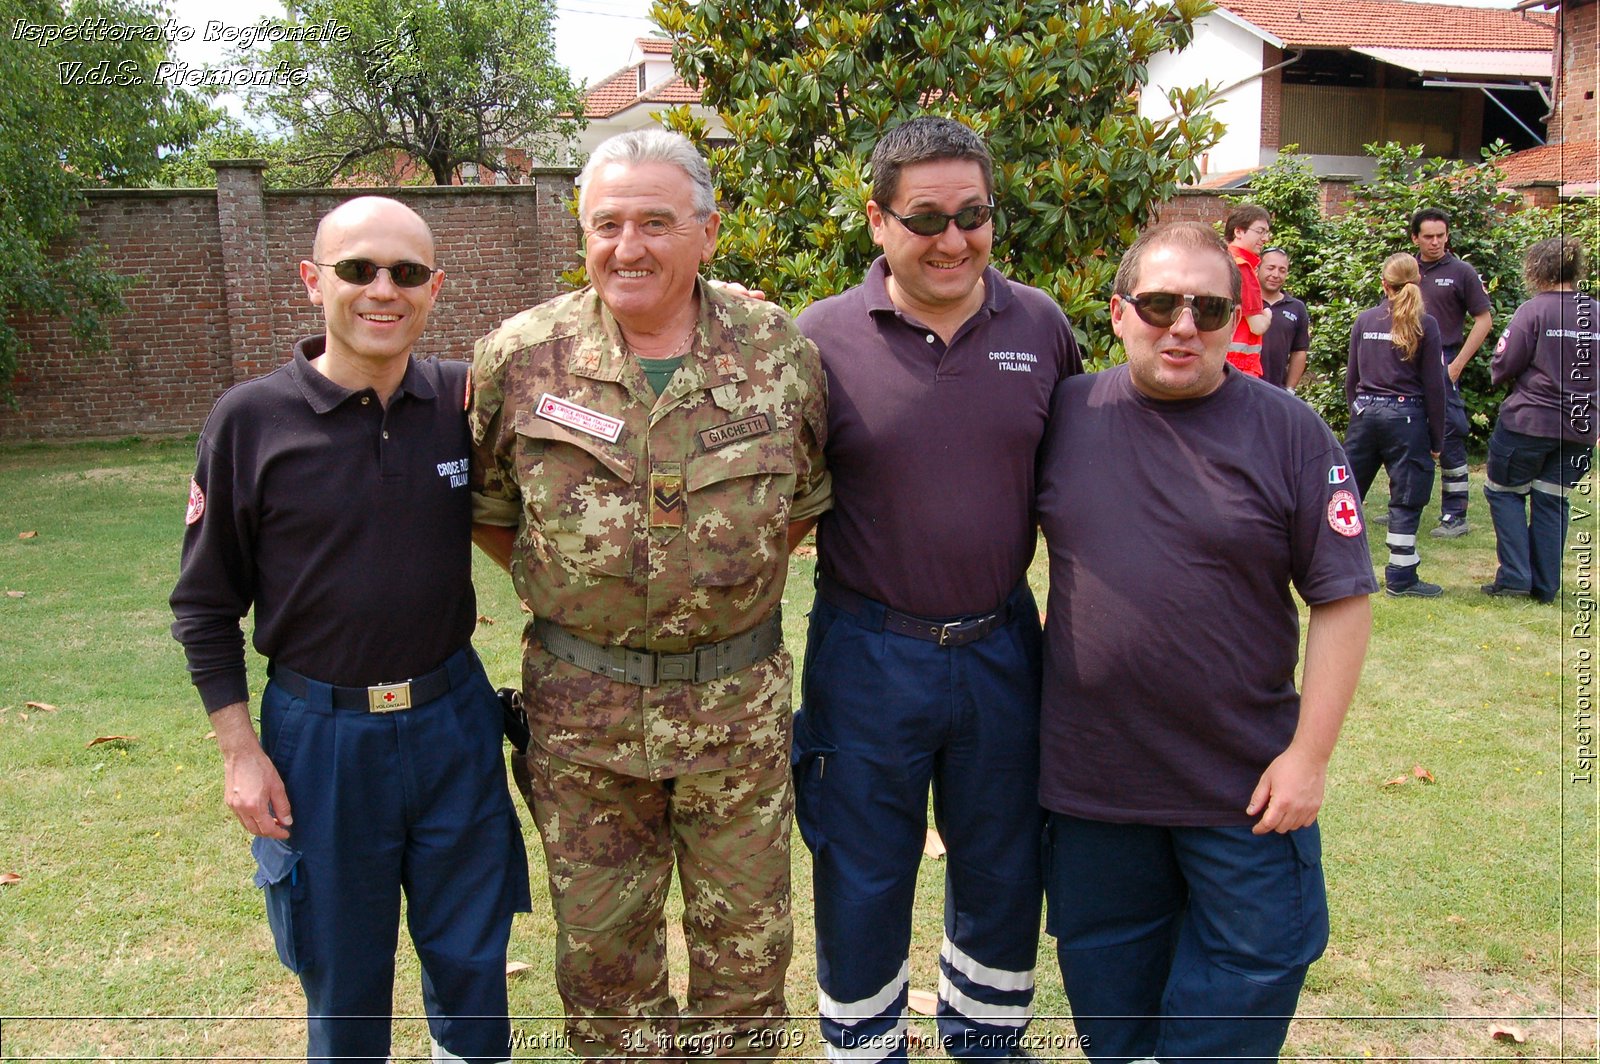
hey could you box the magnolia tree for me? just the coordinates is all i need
[651,0,1222,361]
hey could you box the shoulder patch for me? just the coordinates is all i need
[1327,489,1363,537]
[185,478,206,526]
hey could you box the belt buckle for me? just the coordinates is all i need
[368,682,412,712]
[937,620,967,647]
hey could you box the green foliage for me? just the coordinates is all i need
[239,0,585,185]
[1231,143,1555,441]
[147,120,325,189]
[0,0,216,401]
[651,0,1223,362]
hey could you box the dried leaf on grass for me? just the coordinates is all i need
[5,590,24,598]
[1412,764,1436,783]
[505,960,532,978]
[203,730,216,741]
[907,989,938,1016]
[1489,1024,1527,1044]
[792,543,817,559]
[924,829,946,859]
[24,701,58,712]
[86,735,135,748]
[17,531,38,540]
[1381,775,1409,788]
[0,872,21,886]
[476,614,496,625]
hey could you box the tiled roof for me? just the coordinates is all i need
[1216,0,1554,50]
[641,76,701,105]
[582,66,643,118]
[1497,139,1600,187]
[637,36,674,54]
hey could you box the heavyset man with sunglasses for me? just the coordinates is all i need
[791,116,1081,1061]
[171,196,530,1064]
[1035,222,1374,1062]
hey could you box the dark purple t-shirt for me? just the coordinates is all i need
[1037,366,1376,826]
[1261,293,1310,389]
[1416,252,1491,351]
[170,338,477,711]
[1490,290,1600,444]
[798,257,1082,617]
[1345,302,1449,452]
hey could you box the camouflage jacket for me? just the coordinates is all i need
[470,280,831,779]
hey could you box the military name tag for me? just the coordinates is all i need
[697,413,772,451]
[537,393,625,443]
[650,471,684,528]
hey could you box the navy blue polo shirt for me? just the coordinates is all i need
[1036,366,1376,825]
[1345,302,1449,451]
[798,257,1082,618]
[1491,290,1600,444]
[1416,252,1491,351]
[171,336,477,711]
[1261,294,1310,388]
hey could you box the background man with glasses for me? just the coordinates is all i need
[468,130,830,1058]
[1224,203,1275,378]
[170,196,530,1064]
[791,115,1080,1061]
[1036,221,1374,1062]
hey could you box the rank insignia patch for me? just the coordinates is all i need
[697,413,772,451]
[1327,489,1363,537]
[185,478,206,526]
[650,472,684,529]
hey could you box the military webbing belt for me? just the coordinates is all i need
[534,611,784,687]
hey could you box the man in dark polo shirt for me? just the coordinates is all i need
[792,116,1081,1061]
[170,197,529,1064]
[1037,222,1374,1062]
[1260,246,1310,390]
[1412,207,1493,537]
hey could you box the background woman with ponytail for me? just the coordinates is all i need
[1481,237,1599,602]
[1345,253,1450,597]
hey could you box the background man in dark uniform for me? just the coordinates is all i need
[170,196,530,1064]
[1037,222,1374,1063]
[793,115,1081,1062]
[469,130,830,1059]
[1411,206,1493,537]
[1259,246,1310,390]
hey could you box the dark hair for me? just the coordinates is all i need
[1114,221,1242,303]
[1261,246,1290,263]
[870,116,993,210]
[1223,203,1269,242]
[1409,207,1451,237]
[1524,236,1585,291]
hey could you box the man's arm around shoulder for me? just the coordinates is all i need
[1246,594,1372,834]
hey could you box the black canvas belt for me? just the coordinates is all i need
[270,656,460,713]
[535,612,783,687]
[816,571,1012,648]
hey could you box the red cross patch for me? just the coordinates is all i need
[185,478,206,526]
[1327,489,1363,537]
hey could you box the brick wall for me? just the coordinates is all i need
[1553,0,1598,145]
[1260,45,1283,154]
[0,162,581,440]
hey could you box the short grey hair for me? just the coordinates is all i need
[578,130,716,221]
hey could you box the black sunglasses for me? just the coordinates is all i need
[883,202,995,237]
[1121,291,1236,332]
[314,259,438,288]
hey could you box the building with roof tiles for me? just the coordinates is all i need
[1142,0,1556,181]
[573,36,725,160]
[1499,0,1597,197]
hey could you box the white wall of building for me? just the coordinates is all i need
[1142,13,1270,176]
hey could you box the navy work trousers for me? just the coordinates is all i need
[253,648,531,1064]
[794,582,1044,1062]
[1484,421,1593,601]
[1044,813,1329,1064]
[1439,362,1472,522]
[1346,397,1436,589]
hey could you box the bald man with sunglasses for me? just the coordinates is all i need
[171,196,530,1064]
[1035,222,1374,1062]
[791,116,1081,1062]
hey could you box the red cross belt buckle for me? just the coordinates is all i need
[367,682,413,712]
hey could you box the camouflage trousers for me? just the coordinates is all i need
[524,743,793,1061]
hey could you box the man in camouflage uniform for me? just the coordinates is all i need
[469,130,831,1059]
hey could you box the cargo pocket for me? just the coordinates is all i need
[251,836,311,973]
[790,710,835,857]
[513,412,637,577]
[686,434,794,587]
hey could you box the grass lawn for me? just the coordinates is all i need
[0,437,1594,1060]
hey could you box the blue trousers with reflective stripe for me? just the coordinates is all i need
[255,648,531,1064]
[1484,420,1593,601]
[1346,399,1435,589]
[1044,814,1328,1064]
[1439,366,1472,522]
[794,583,1043,1062]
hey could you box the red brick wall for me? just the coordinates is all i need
[1,163,581,440]
[1260,45,1283,154]
[1553,0,1598,145]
